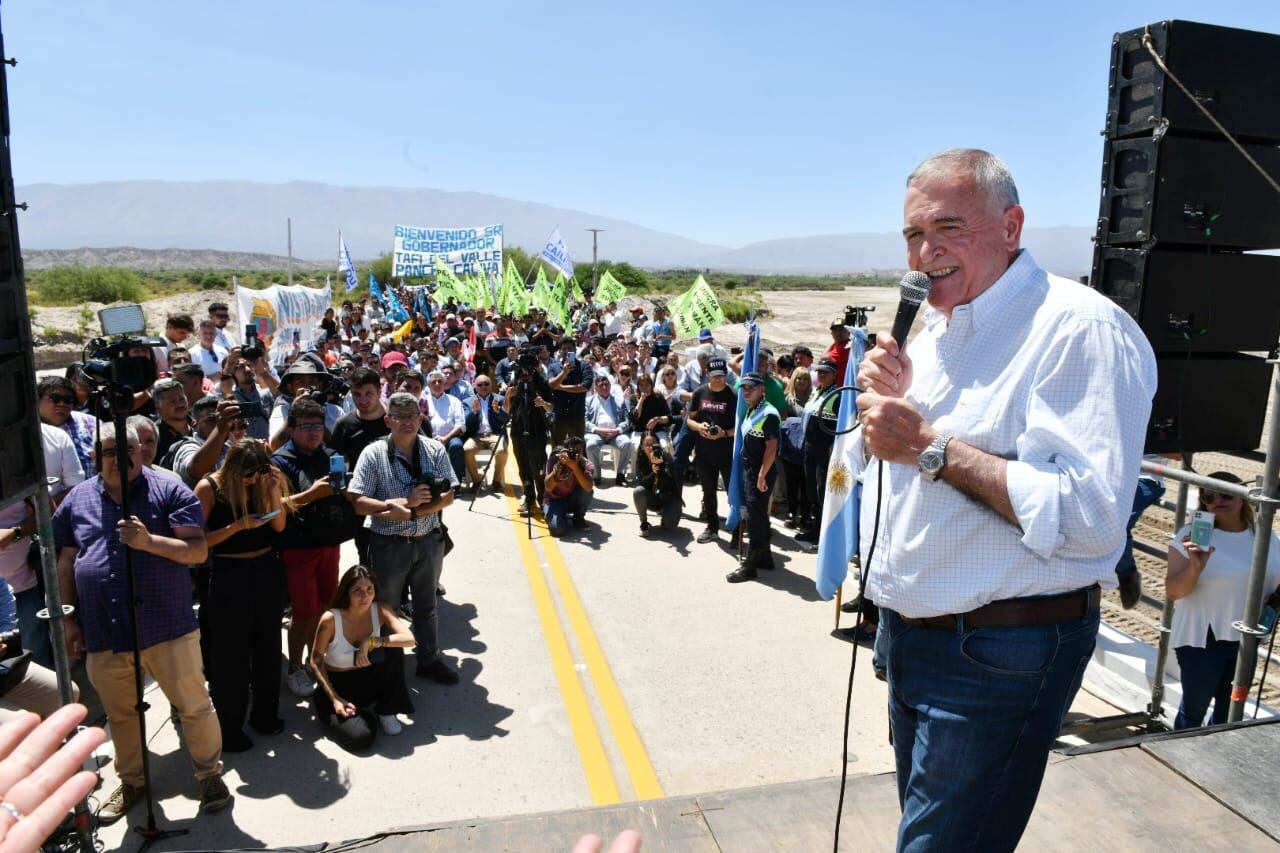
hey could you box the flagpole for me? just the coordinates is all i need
[287,217,294,286]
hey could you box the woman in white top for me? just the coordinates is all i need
[311,565,416,747]
[1166,471,1280,729]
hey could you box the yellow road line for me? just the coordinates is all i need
[497,482,621,804]
[539,518,666,800]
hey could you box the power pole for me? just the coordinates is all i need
[586,228,604,299]
[287,217,294,286]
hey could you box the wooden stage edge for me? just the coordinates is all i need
[347,719,1280,852]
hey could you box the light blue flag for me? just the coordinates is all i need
[384,278,410,322]
[815,327,869,600]
[724,320,761,531]
[538,228,575,279]
[368,271,384,305]
[338,235,359,293]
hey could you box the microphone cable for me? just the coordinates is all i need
[832,454,885,852]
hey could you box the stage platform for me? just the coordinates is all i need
[342,719,1280,852]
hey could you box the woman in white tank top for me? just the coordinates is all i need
[311,565,416,745]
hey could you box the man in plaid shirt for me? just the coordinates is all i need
[347,392,459,684]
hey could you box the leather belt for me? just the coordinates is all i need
[373,528,443,543]
[900,585,1101,631]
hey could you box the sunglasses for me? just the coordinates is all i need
[45,394,74,405]
[1201,490,1237,503]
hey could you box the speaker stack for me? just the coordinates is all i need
[0,24,43,512]
[1091,20,1280,452]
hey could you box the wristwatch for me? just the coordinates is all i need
[917,434,953,481]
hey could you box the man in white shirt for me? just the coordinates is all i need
[192,320,228,382]
[854,149,1156,851]
[423,369,467,484]
[207,301,236,351]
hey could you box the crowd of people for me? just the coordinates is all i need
[0,285,858,829]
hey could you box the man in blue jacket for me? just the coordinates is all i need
[462,375,510,493]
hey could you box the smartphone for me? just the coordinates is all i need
[293,330,301,344]
[244,324,258,344]
[1190,510,1214,549]
[253,509,281,522]
[236,400,264,419]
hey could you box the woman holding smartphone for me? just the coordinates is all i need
[1166,471,1280,729]
[311,565,415,749]
[195,440,291,751]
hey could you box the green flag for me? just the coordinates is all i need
[531,265,552,311]
[571,276,585,304]
[500,260,527,315]
[595,269,627,304]
[669,274,725,339]
[433,258,462,303]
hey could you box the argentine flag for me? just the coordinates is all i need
[724,320,761,531]
[815,327,869,601]
[338,235,359,293]
[383,277,410,322]
[367,271,385,306]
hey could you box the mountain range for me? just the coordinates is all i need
[16,180,1095,278]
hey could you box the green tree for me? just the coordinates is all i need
[33,266,149,305]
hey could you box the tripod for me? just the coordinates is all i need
[101,385,189,850]
[466,429,510,513]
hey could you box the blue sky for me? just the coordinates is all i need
[6,2,1278,248]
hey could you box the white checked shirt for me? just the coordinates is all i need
[423,392,465,439]
[348,435,457,536]
[860,250,1158,618]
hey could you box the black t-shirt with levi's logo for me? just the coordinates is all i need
[689,384,738,458]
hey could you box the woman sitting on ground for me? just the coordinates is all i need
[311,565,416,749]
[1166,471,1280,729]
[632,431,682,537]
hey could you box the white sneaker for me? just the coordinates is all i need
[286,667,315,698]
[378,714,402,736]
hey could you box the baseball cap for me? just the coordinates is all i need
[830,317,848,329]
[815,357,838,374]
[629,305,644,314]
[446,337,463,347]
[738,371,766,388]
[380,351,408,370]
[698,328,714,341]
[707,357,728,377]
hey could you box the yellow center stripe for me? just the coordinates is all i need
[498,483,621,804]
[538,534,666,800]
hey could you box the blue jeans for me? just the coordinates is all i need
[882,603,1099,852]
[15,587,54,670]
[1116,478,1164,581]
[544,489,591,538]
[1173,626,1240,730]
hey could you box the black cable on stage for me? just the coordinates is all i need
[833,455,884,852]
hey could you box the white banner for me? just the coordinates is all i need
[392,224,504,279]
[236,281,332,364]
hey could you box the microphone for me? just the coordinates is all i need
[890,271,933,353]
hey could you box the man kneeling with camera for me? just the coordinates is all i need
[347,392,460,685]
[543,436,595,538]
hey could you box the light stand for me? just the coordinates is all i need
[101,384,188,850]
[520,377,536,539]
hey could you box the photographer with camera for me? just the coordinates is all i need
[347,392,460,685]
[53,422,230,824]
[689,358,738,545]
[269,359,343,450]
[273,398,359,700]
[543,437,595,538]
[506,349,554,511]
[165,394,245,486]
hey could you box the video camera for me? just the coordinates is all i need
[844,305,876,328]
[516,345,542,372]
[81,305,165,395]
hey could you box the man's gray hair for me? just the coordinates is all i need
[907,148,1020,213]
[696,343,714,360]
[96,422,139,452]
[126,414,157,437]
[386,392,420,415]
[425,369,445,382]
[152,377,183,398]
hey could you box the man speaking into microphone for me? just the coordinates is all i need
[856,149,1156,852]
